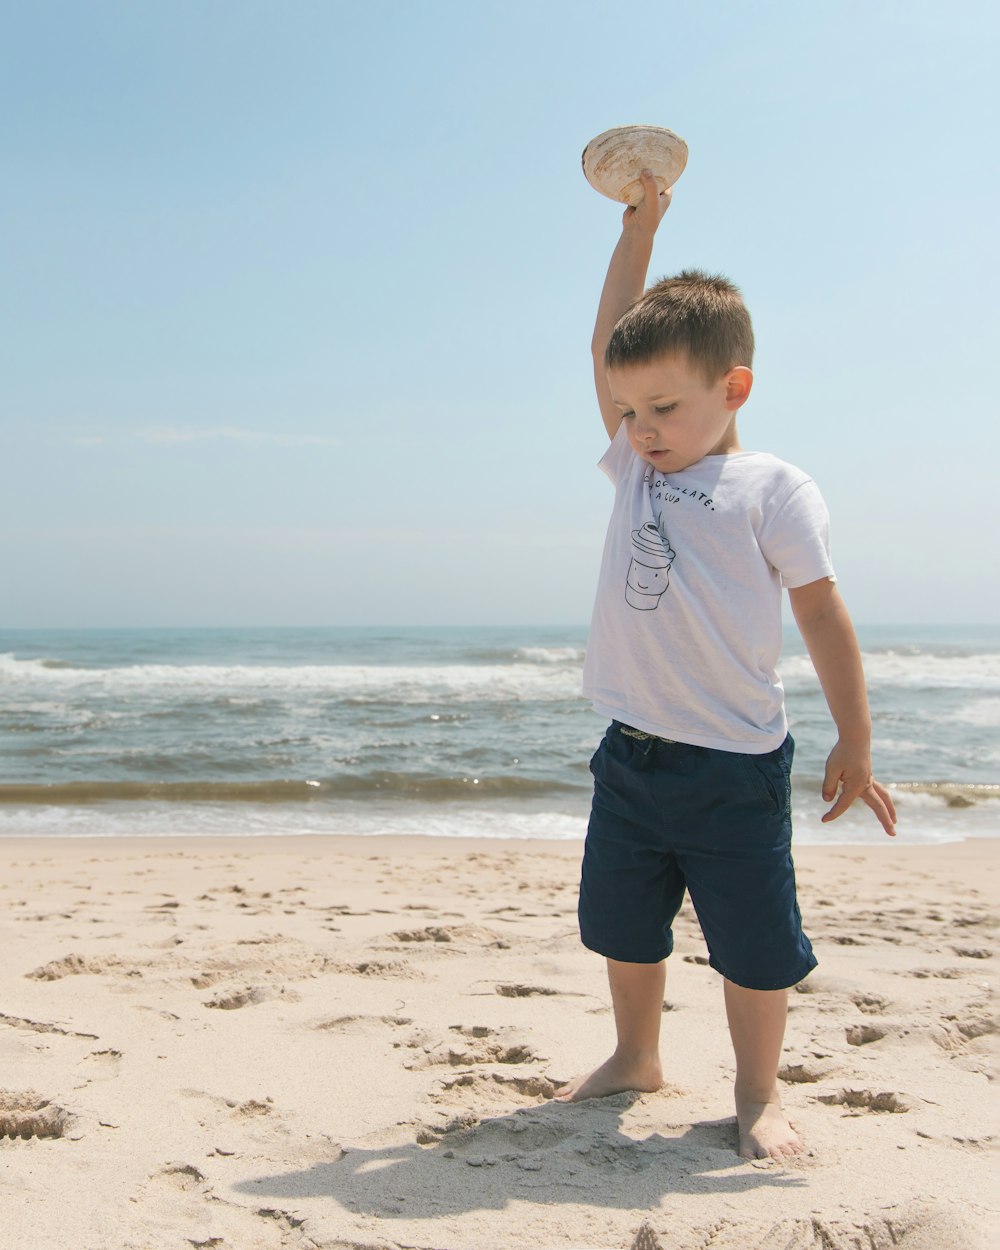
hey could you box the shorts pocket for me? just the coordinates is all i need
[588,732,614,778]
[738,749,789,815]
[590,723,634,776]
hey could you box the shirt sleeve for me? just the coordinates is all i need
[758,477,836,589]
[597,422,635,485]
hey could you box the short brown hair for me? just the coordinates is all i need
[605,269,754,384]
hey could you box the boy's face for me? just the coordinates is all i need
[607,352,752,473]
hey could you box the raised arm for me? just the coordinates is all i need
[592,170,672,439]
[788,577,897,836]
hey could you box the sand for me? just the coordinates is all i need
[0,832,996,1250]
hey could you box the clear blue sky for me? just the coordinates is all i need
[3,0,997,627]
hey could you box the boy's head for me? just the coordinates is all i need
[605,270,755,474]
[605,269,754,384]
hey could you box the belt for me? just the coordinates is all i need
[618,724,678,745]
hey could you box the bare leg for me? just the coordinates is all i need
[554,958,666,1102]
[723,979,804,1159]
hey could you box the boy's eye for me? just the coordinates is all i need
[622,410,635,419]
[655,404,677,415]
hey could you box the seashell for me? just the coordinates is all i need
[581,125,689,207]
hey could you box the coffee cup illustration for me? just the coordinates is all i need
[626,522,675,610]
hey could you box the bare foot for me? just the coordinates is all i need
[553,1052,663,1103]
[736,1096,805,1160]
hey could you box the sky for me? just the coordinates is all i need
[2,0,997,628]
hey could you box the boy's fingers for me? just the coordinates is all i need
[819,768,858,819]
[820,792,851,822]
[822,779,898,837]
[872,780,897,823]
[820,771,866,815]
[641,169,671,207]
[862,786,897,837]
[868,781,898,836]
[624,169,671,227]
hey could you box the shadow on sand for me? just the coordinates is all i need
[231,1092,805,1220]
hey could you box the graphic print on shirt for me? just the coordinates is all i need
[625,521,676,610]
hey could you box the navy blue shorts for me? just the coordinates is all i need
[578,723,816,991]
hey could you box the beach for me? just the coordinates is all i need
[1,832,995,1250]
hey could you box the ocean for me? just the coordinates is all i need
[0,624,997,845]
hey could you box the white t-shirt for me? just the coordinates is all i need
[582,424,835,753]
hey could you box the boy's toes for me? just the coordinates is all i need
[736,1104,805,1160]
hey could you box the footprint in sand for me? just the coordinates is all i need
[796,977,900,1017]
[79,1048,124,1079]
[389,924,507,947]
[190,969,228,989]
[401,1024,541,1071]
[324,958,417,979]
[178,1089,343,1167]
[495,983,559,998]
[429,1070,558,1112]
[944,1012,996,1043]
[817,1088,913,1113]
[203,985,300,1010]
[230,1099,274,1118]
[418,1105,577,1159]
[177,1088,276,1127]
[134,1163,243,1247]
[415,1110,481,1143]
[0,1089,76,1140]
[150,1161,209,1192]
[0,1012,98,1041]
[778,1059,839,1083]
[845,1023,889,1046]
[414,1071,569,1145]
[313,1013,413,1034]
[25,952,135,981]
[849,991,893,1015]
[833,1016,976,1053]
[187,944,326,991]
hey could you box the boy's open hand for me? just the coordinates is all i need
[623,169,672,233]
[820,741,897,836]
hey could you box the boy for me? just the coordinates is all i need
[555,172,896,1161]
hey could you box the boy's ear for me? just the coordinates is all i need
[724,366,753,410]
